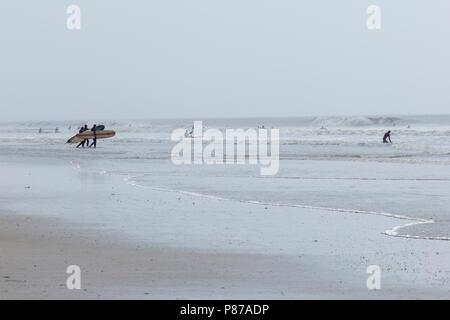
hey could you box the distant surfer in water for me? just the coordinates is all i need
[383,130,392,143]
[89,124,98,148]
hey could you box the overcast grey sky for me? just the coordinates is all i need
[0,1,449,121]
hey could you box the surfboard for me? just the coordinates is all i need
[66,126,113,143]
[67,136,84,144]
[75,130,115,140]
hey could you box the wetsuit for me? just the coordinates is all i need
[83,125,89,146]
[383,132,392,143]
[76,127,87,148]
[89,125,97,148]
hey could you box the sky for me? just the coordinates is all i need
[0,1,449,121]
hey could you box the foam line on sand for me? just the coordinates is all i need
[124,175,450,242]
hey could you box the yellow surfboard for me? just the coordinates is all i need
[76,130,116,140]
[67,130,116,144]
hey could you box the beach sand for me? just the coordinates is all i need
[1,157,449,299]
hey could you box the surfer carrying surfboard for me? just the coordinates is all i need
[76,125,89,148]
[67,125,114,147]
[89,124,98,148]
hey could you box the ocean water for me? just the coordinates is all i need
[0,114,449,240]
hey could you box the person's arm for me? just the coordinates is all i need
[389,136,392,143]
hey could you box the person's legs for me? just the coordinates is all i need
[92,133,97,148]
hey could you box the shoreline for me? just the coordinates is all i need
[125,175,449,242]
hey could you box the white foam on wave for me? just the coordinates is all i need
[312,116,404,127]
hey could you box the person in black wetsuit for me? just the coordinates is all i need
[383,130,392,143]
[89,124,98,148]
[82,124,89,146]
[76,124,89,148]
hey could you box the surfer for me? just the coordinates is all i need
[82,125,90,147]
[89,124,98,148]
[383,130,392,143]
[76,125,89,148]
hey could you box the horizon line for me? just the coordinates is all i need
[1,112,450,124]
